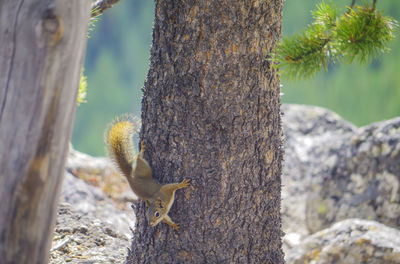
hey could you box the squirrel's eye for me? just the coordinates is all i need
[155,211,160,218]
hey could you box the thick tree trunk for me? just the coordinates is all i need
[129,0,284,263]
[0,1,91,263]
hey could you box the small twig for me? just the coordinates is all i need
[347,0,357,14]
[91,0,122,18]
[50,237,70,252]
[346,0,357,15]
[373,0,377,9]
[288,37,331,62]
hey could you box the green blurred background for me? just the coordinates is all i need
[72,0,400,156]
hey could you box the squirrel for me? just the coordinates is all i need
[105,116,191,230]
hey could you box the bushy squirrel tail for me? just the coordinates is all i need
[105,115,140,177]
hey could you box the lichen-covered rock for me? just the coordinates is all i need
[286,218,400,264]
[305,116,400,233]
[281,104,356,249]
[281,104,400,254]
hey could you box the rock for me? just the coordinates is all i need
[281,104,400,253]
[286,218,400,264]
[305,116,400,233]
[50,203,130,264]
[51,149,137,263]
[66,147,138,203]
[281,104,356,249]
[60,172,135,239]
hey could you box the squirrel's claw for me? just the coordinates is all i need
[172,223,180,230]
[179,179,191,188]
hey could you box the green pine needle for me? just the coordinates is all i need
[312,1,338,30]
[336,5,398,64]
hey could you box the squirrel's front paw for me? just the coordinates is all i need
[179,179,191,188]
[172,222,180,231]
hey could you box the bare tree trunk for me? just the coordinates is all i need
[128,0,284,263]
[0,1,91,263]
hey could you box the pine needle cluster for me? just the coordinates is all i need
[271,1,398,80]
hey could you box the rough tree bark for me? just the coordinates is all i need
[0,1,91,263]
[128,0,284,263]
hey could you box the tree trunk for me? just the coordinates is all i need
[128,0,284,263]
[0,1,91,263]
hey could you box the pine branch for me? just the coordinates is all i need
[337,5,398,63]
[91,0,122,18]
[271,1,339,79]
[270,1,398,80]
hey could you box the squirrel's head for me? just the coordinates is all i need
[146,199,166,227]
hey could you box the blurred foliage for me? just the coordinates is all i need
[78,69,87,105]
[72,0,400,156]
